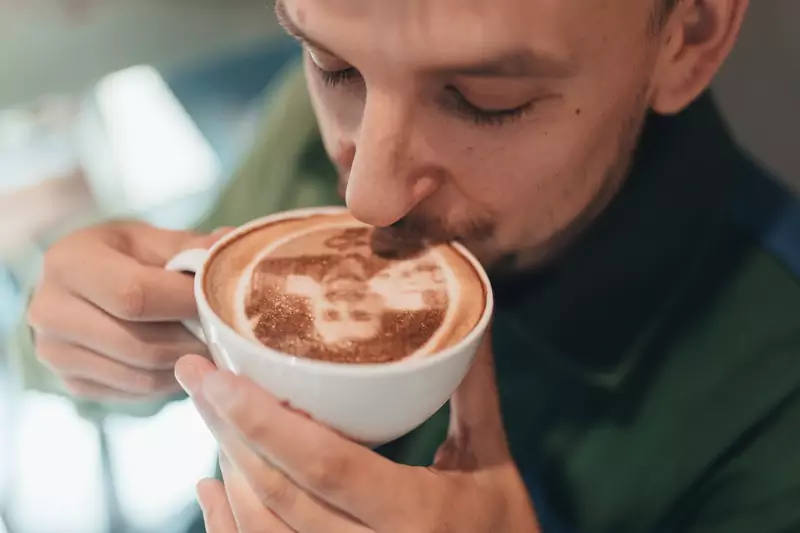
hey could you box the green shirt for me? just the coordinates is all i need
[392,95,800,533]
[8,60,800,532]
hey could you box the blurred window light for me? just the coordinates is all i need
[9,393,107,533]
[106,400,218,530]
[93,64,220,212]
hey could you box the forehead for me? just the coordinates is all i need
[280,0,652,67]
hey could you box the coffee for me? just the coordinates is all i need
[204,211,485,364]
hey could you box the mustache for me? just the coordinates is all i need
[388,212,494,244]
[371,212,494,259]
[337,172,494,248]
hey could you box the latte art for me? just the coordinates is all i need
[204,212,485,364]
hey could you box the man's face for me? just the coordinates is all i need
[315,280,384,345]
[313,256,383,344]
[278,0,666,271]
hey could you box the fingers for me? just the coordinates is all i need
[177,356,368,533]
[197,479,239,533]
[30,284,206,371]
[40,223,203,322]
[220,428,366,533]
[219,457,297,533]
[27,221,225,403]
[36,336,181,396]
[60,377,144,402]
[58,245,198,321]
[30,282,205,401]
[176,357,427,529]
[175,354,218,390]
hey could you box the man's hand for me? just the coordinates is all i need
[176,332,541,533]
[27,221,228,401]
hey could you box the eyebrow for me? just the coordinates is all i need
[274,0,576,79]
[275,0,337,56]
[438,52,576,79]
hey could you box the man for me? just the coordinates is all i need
[11,0,800,531]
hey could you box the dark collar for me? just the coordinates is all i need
[494,92,743,389]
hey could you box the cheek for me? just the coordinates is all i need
[440,105,632,246]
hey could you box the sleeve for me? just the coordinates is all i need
[4,58,340,420]
[679,392,800,533]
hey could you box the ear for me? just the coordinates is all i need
[650,0,749,115]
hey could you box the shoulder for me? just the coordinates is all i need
[659,160,800,532]
[730,155,800,282]
[666,158,800,425]
[678,156,800,373]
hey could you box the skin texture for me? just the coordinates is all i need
[293,0,746,272]
[28,224,230,400]
[181,0,749,532]
[181,330,541,533]
[301,0,658,271]
[28,0,747,530]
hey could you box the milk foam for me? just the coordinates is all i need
[233,222,461,360]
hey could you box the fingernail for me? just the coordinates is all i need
[196,479,216,513]
[174,358,205,397]
[202,372,240,411]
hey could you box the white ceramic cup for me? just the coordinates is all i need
[166,206,493,445]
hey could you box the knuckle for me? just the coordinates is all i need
[254,470,296,510]
[33,339,59,366]
[26,298,46,330]
[128,373,161,394]
[131,342,177,369]
[232,408,271,444]
[41,242,68,277]
[26,289,58,332]
[305,452,348,494]
[62,379,95,399]
[111,280,146,319]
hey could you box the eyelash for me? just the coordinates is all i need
[312,63,533,127]
[316,65,360,87]
[444,86,533,126]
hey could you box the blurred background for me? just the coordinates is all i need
[0,1,796,532]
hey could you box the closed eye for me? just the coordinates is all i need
[312,62,361,87]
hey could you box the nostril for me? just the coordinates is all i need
[411,174,440,202]
[345,201,407,228]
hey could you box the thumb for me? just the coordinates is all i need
[444,326,511,464]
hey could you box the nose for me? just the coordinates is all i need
[345,91,441,227]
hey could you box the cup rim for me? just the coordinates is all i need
[194,206,494,377]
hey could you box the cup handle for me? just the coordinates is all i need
[165,249,209,343]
